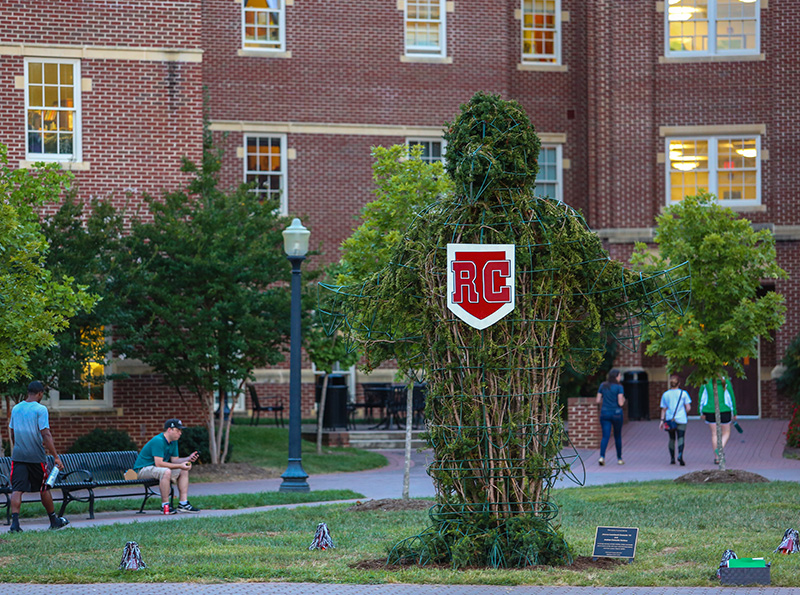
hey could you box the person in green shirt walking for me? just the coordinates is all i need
[699,376,737,464]
[134,419,200,514]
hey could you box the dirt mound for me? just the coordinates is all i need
[675,469,769,484]
[345,498,434,512]
[190,462,281,482]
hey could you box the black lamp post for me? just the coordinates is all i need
[280,218,311,492]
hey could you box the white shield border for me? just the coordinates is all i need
[446,243,516,330]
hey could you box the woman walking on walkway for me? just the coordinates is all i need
[596,369,626,465]
[699,375,737,464]
[659,375,691,466]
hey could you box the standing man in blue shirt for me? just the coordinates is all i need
[8,381,70,533]
[134,419,200,515]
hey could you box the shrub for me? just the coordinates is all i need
[67,428,138,453]
[787,407,800,449]
[179,426,232,464]
[777,332,800,405]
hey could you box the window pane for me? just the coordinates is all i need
[29,85,43,106]
[408,139,445,164]
[522,0,559,63]
[44,63,58,84]
[245,136,284,201]
[26,60,79,159]
[406,0,443,54]
[668,136,759,205]
[243,0,283,49]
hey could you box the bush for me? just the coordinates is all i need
[67,428,138,453]
[777,332,800,405]
[179,426,232,464]
[787,407,800,449]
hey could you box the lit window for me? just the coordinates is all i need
[407,138,445,163]
[535,145,562,201]
[244,135,286,208]
[667,136,760,205]
[243,0,285,51]
[54,326,109,404]
[666,0,759,57]
[521,0,561,64]
[25,59,81,161]
[405,0,446,57]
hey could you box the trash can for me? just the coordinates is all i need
[623,370,650,420]
[315,374,349,430]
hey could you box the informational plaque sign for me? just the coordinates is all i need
[592,526,638,561]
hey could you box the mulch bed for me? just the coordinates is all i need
[674,469,769,484]
[351,555,626,571]
[345,498,435,512]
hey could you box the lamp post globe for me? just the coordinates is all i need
[280,218,310,492]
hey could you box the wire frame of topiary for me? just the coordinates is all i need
[319,93,689,568]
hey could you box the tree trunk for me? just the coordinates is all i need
[713,378,726,470]
[402,381,413,500]
[220,381,242,464]
[316,373,329,455]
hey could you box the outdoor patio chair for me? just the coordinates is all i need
[349,383,390,428]
[248,384,285,427]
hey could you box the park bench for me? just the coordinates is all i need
[0,451,173,523]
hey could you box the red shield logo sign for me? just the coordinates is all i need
[447,244,515,330]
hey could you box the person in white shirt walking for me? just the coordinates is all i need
[659,375,692,466]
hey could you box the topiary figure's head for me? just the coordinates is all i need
[443,92,541,199]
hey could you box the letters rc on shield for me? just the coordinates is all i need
[446,244,516,330]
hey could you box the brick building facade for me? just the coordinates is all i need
[1,1,796,450]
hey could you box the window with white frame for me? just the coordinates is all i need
[244,135,286,206]
[405,0,446,57]
[49,325,113,409]
[535,145,562,201]
[666,0,759,57]
[667,136,760,205]
[25,58,81,161]
[243,0,285,51]
[407,138,445,163]
[521,0,561,64]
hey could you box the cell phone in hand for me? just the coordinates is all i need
[733,422,743,434]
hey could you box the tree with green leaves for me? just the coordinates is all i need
[631,190,787,470]
[0,144,98,445]
[111,135,292,464]
[777,332,800,406]
[15,192,128,401]
[334,143,452,495]
[337,143,452,285]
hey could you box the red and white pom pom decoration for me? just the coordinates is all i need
[308,522,335,550]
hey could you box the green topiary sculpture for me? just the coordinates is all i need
[320,92,689,568]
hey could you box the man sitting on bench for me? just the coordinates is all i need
[134,419,200,515]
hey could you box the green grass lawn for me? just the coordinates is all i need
[2,481,799,586]
[226,424,387,475]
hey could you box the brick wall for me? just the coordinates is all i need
[567,397,601,449]
[4,1,800,437]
